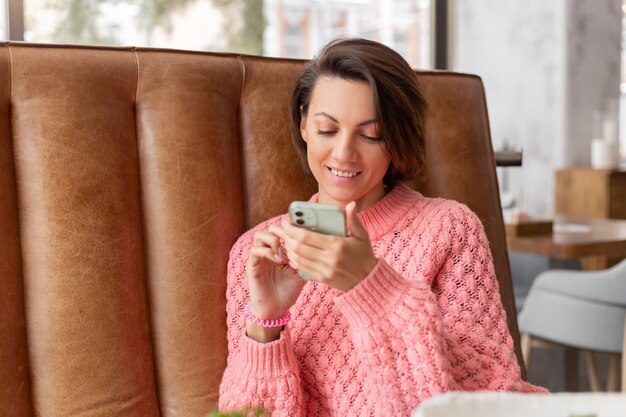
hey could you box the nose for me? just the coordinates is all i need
[331,132,357,162]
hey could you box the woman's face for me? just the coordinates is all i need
[300,76,390,211]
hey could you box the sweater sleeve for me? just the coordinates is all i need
[431,205,546,393]
[333,204,546,414]
[218,228,306,416]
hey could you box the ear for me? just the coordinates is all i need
[300,115,307,143]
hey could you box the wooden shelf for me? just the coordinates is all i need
[495,150,523,167]
[556,168,626,220]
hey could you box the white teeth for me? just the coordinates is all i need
[330,168,358,178]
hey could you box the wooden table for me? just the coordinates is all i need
[506,216,626,270]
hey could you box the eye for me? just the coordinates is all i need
[360,134,382,143]
[316,129,336,136]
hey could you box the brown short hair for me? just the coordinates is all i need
[289,37,427,186]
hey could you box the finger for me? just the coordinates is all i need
[283,233,328,266]
[267,223,287,240]
[253,231,272,247]
[292,254,331,282]
[249,245,284,264]
[345,201,368,239]
[253,231,283,256]
[281,219,337,249]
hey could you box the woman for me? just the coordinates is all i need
[219,37,545,416]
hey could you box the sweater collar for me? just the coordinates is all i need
[307,183,422,240]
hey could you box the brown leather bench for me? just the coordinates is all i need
[0,42,521,416]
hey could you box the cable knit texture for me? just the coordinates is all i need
[219,184,546,416]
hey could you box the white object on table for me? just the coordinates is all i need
[553,223,592,233]
[413,392,626,417]
[591,138,619,169]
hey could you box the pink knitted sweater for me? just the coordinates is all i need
[219,184,545,416]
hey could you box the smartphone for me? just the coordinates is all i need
[288,201,346,280]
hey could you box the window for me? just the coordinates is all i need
[23,0,230,51]
[284,23,305,57]
[7,0,433,69]
[1,3,5,40]
[621,0,626,163]
[266,0,432,68]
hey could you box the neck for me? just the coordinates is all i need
[317,184,387,212]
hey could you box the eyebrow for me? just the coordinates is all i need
[314,112,378,127]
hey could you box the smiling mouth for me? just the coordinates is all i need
[328,167,361,178]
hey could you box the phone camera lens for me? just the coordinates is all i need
[295,211,303,217]
[296,219,305,225]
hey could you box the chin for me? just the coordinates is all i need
[325,189,365,204]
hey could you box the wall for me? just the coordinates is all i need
[564,0,622,167]
[453,0,621,217]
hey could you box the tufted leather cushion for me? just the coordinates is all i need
[0,43,521,416]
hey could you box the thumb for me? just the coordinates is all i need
[346,201,368,239]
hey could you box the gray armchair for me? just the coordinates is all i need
[518,259,626,391]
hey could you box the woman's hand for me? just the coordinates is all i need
[279,201,378,292]
[246,224,306,342]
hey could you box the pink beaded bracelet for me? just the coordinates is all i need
[244,304,291,328]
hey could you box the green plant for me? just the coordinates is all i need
[205,406,267,417]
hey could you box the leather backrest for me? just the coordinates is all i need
[0,43,520,417]
[0,43,32,417]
